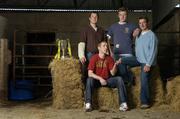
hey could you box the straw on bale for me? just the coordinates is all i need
[92,87,119,109]
[129,66,165,108]
[49,58,83,109]
[166,76,180,112]
[92,66,165,109]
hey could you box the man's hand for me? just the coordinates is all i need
[110,51,114,57]
[133,28,141,38]
[116,58,122,65]
[80,57,86,64]
[99,78,107,86]
[143,65,150,72]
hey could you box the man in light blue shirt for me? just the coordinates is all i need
[120,17,158,109]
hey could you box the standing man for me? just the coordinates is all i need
[107,7,140,84]
[78,12,106,86]
[120,17,158,109]
[85,40,128,112]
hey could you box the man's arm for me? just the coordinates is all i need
[78,42,86,64]
[88,70,107,85]
[88,70,103,81]
[107,35,113,57]
[133,28,141,38]
[146,34,158,66]
[144,34,158,72]
[110,59,121,76]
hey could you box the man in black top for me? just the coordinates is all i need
[78,12,106,86]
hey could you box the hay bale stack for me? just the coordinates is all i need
[49,58,83,109]
[166,76,180,112]
[129,66,165,108]
[91,66,165,109]
[93,87,119,109]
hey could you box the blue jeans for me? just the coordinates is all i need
[121,56,151,105]
[114,54,134,84]
[80,52,94,86]
[85,76,127,105]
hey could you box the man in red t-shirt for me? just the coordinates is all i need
[85,40,128,112]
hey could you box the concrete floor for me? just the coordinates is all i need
[0,99,180,119]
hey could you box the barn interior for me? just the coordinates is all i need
[0,0,179,119]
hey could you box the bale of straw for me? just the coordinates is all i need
[166,76,180,112]
[49,58,84,109]
[91,66,165,109]
[129,66,165,108]
[92,87,119,109]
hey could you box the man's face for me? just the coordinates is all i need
[89,13,98,24]
[98,42,108,54]
[118,11,127,22]
[139,19,148,31]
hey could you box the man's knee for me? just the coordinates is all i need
[86,77,94,86]
[117,76,124,85]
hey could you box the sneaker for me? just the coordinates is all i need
[140,104,150,109]
[85,103,92,112]
[119,102,128,111]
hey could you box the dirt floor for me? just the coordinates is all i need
[0,99,180,119]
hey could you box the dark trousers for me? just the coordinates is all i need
[85,76,127,105]
[80,52,94,87]
[114,54,134,84]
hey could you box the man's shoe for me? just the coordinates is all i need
[140,104,150,109]
[119,102,128,111]
[85,103,92,112]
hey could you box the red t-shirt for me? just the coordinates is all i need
[88,54,115,80]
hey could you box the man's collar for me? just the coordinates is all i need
[118,21,127,25]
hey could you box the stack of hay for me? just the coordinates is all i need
[92,66,165,109]
[49,58,83,109]
[93,87,119,109]
[129,66,165,108]
[166,76,180,112]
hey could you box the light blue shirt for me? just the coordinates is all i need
[135,30,158,66]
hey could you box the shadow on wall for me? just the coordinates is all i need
[158,45,180,80]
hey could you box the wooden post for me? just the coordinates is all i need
[0,39,11,101]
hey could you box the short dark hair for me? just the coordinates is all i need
[98,40,107,47]
[139,16,149,23]
[88,12,99,18]
[118,7,128,13]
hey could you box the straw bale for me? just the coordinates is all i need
[166,76,180,112]
[49,59,164,109]
[93,87,119,109]
[49,58,84,109]
[92,66,165,109]
[129,66,165,108]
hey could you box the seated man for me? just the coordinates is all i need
[85,40,128,112]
